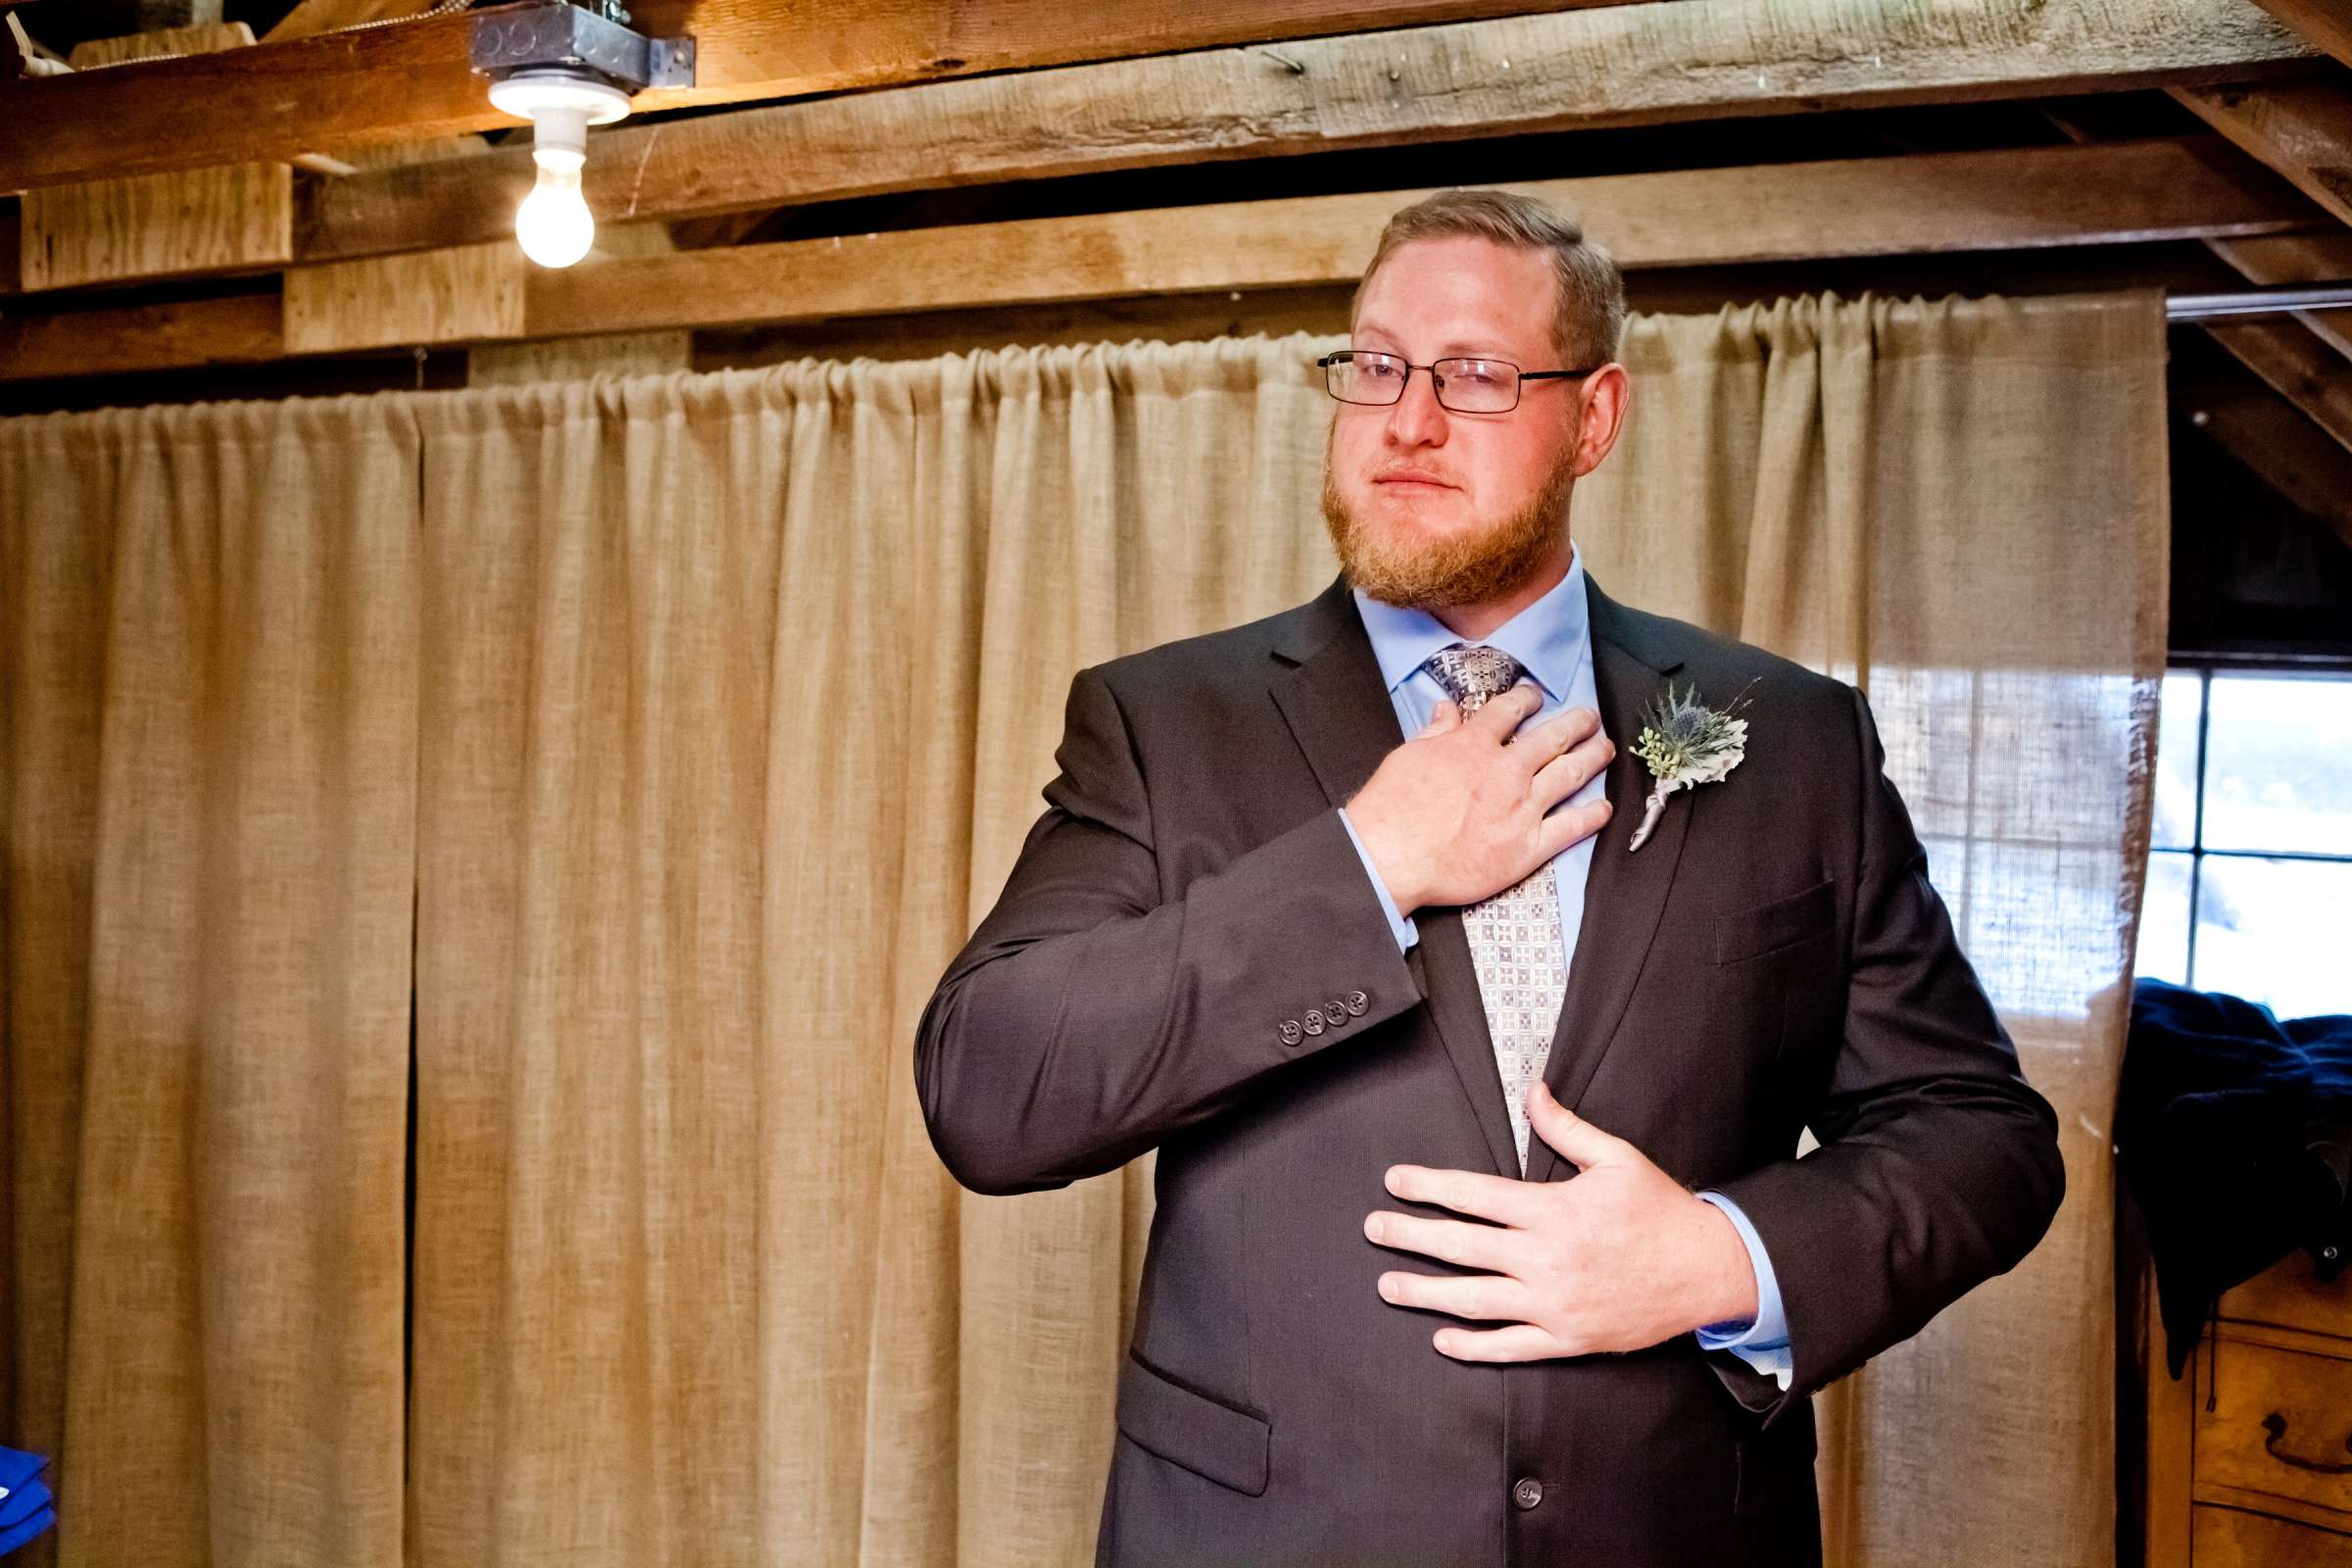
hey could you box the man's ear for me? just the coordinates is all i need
[1571,364,1631,478]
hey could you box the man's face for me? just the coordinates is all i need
[1321,235,1598,611]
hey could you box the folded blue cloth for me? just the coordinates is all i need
[0,1447,56,1556]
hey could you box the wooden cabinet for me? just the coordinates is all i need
[2145,1251,2352,1566]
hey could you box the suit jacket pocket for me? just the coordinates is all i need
[1714,877,1837,967]
[1116,1351,1271,1496]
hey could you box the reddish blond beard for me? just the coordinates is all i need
[1320,429,1580,612]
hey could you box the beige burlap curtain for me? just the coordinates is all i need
[0,400,418,1566]
[0,293,2163,1568]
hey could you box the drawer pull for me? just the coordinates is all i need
[2261,1412,2352,1475]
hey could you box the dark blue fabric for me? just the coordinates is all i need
[0,1447,54,1555]
[2120,978,2352,1375]
[0,1505,56,1557]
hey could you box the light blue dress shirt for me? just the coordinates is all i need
[1335,547,1792,1386]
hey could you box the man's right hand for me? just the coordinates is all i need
[1345,685,1613,916]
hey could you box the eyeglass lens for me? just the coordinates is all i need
[1325,354,1520,413]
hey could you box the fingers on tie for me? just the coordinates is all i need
[1419,698,1463,736]
[1538,796,1612,860]
[1532,734,1612,804]
[1469,682,1543,736]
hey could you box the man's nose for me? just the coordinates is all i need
[1384,367,1448,446]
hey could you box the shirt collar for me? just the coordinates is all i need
[1352,545,1590,702]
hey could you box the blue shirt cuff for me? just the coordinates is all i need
[1337,808,1417,953]
[1693,1191,1792,1390]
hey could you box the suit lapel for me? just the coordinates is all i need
[1526,578,1694,1186]
[1268,578,1518,1179]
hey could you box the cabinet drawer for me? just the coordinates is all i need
[2221,1259,2352,1341]
[2192,1503,2352,1567]
[2197,1336,2352,1521]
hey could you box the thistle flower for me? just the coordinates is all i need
[1627,681,1753,852]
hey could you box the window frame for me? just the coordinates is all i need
[2148,656,2352,995]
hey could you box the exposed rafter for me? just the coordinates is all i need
[0,0,1644,189]
[2250,0,2352,72]
[2189,372,2352,550]
[0,0,2317,291]
[3,0,2319,196]
[2205,315,2352,458]
[3,136,2316,381]
[2205,231,2352,358]
[2173,78,2352,231]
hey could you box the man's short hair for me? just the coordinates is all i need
[1352,188,1626,368]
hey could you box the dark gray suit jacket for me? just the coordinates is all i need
[915,574,2063,1567]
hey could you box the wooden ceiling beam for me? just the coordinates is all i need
[2204,230,2352,359]
[2172,78,2352,230]
[2188,374,2352,551]
[511,138,2313,343]
[0,291,281,379]
[5,134,2311,381]
[2250,1,2352,72]
[2203,315,2352,456]
[5,0,2320,197]
[64,0,2320,283]
[0,0,1647,190]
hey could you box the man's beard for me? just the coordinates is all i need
[1320,441,1578,612]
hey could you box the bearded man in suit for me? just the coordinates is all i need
[914,188,2064,1567]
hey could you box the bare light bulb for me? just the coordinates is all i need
[487,72,631,270]
[516,147,594,269]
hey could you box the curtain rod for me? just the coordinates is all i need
[2166,283,2352,321]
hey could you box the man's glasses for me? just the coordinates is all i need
[1316,350,1600,414]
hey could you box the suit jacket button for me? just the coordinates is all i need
[1301,1010,1327,1037]
[1325,998,1348,1026]
[1279,1020,1302,1047]
[1345,991,1368,1016]
[1513,1477,1544,1510]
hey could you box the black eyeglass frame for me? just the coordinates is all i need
[1314,350,1604,413]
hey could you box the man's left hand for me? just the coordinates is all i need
[1363,1083,1759,1360]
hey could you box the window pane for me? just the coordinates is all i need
[2191,856,2352,1020]
[2201,672,2352,856]
[2135,851,2192,986]
[2152,671,2203,852]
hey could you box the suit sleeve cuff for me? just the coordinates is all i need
[1694,1191,1792,1389]
[1338,808,1418,953]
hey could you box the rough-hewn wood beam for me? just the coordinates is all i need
[2189,374,2352,550]
[264,0,2324,278]
[4,134,2301,380]
[2173,79,2352,230]
[2204,230,2352,359]
[0,290,281,379]
[513,137,2310,342]
[2204,315,2352,456]
[265,1,442,45]
[19,22,292,291]
[0,0,1642,190]
[2251,1,2352,72]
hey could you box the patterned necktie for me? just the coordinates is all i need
[1423,645,1567,1174]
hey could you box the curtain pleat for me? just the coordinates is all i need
[1576,293,2167,1566]
[2,294,2163,1568]
[1,398,418,1566]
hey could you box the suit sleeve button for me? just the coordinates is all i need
[1326,998,1349,1025]
[1346,991,1369,1016]
[1301,1010,1327,1037]
[1279,1020,1302,1047]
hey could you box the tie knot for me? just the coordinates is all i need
[1423,645,1527,712]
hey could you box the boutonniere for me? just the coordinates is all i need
[1626,682,1753,853]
